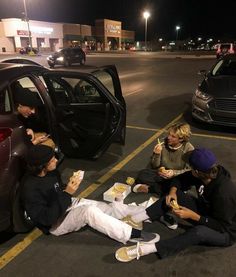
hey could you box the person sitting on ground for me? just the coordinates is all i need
[13,82,55,149]
[115,148,236,262]
[22,144,160,245]
[133,123,194,195]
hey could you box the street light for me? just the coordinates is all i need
[22,0,32,52]
[175,25,180,42]
[143,11,150,51]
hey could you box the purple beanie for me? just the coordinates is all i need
[189,148,217,172]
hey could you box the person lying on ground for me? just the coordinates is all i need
[22,144,160,245]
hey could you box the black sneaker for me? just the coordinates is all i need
[160,214,178,230]
[129,231,160,243]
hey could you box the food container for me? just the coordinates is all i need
[103,182,131,202]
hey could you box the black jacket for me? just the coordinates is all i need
[171,166,236,242]
[22,170,71,234]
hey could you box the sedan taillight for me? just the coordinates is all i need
[0,128,12,143]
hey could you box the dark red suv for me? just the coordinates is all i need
[0,62,126,233]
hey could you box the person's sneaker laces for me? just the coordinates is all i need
[129,231,160,243]
[115,242,142,262]
[160,214,178,230]
[121,215,143,230]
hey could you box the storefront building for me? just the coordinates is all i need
[0,18,135,53]
[0,18,63,53]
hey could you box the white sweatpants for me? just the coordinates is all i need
[50,198,145,244]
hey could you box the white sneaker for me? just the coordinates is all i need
[115,242,143,262]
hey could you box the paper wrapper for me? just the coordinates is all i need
[103,182,131,202]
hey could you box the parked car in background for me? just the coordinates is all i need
[192,54,236,127]
[216,43,236,59]
[19,47,38,55]
[0,62,126,233]
[47,47,86,68]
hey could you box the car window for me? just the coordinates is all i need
[212,59,236,76]
[212,60,224,75]
[50,79,74,104]
[92,71,115,96]
[11,77,44,104]
[48,77,103,104]
[73,80,102,103]
[0,88,11,114]
[220,44,231,50]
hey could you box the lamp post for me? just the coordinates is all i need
[143,11,150,51]
[175,25,180,42]
[22,0,32,52]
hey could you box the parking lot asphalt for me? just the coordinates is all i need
[1,113,236,277]
[1,53,236,276]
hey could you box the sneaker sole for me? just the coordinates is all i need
[129,233,160,244]
[160,216,178,230]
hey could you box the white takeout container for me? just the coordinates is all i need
[103,182,131,202]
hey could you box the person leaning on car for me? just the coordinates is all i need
[13,82,55,148]
[22,144,160,245]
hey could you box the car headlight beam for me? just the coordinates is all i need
[57,56,64,62]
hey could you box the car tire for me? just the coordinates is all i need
[64,60,70,67]
[48,63,54,68]
[12,186,34,233]
[80,57,85,65]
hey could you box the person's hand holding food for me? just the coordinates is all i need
[153,138,163,154]
[64,170,84,195]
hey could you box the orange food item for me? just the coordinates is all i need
[158,167,166,173]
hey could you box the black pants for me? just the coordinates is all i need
[136,168,171,195]
[146,191,231,258]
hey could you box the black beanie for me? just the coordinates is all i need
[27,145,54,166]
[14,87,41,107]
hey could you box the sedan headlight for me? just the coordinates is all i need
[56,56,64,62]
[194,89,212,101]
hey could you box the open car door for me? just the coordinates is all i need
[42,66,126,159]
[91,65,126,145]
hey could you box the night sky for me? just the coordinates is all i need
[0,0,236,41]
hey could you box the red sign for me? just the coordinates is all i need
[17,30,29,36]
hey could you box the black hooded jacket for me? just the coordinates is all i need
[171,166,236,242]
[22,170,71,234]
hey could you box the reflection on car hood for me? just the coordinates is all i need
[201,76,236,97]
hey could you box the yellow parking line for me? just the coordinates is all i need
[0,113,183,270]
[0,229,42,270]
[127,125,160,132]
[192,132,236,141]
[79,113,183,198]
[127,125,236,142]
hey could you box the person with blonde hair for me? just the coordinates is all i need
[131,123,194,229]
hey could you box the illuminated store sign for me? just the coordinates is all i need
[31,26,53,35]
[106,24,121,34]
[17,30,29,36]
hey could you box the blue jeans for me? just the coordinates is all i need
[156,225,231,258]
[145,191,231,258]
